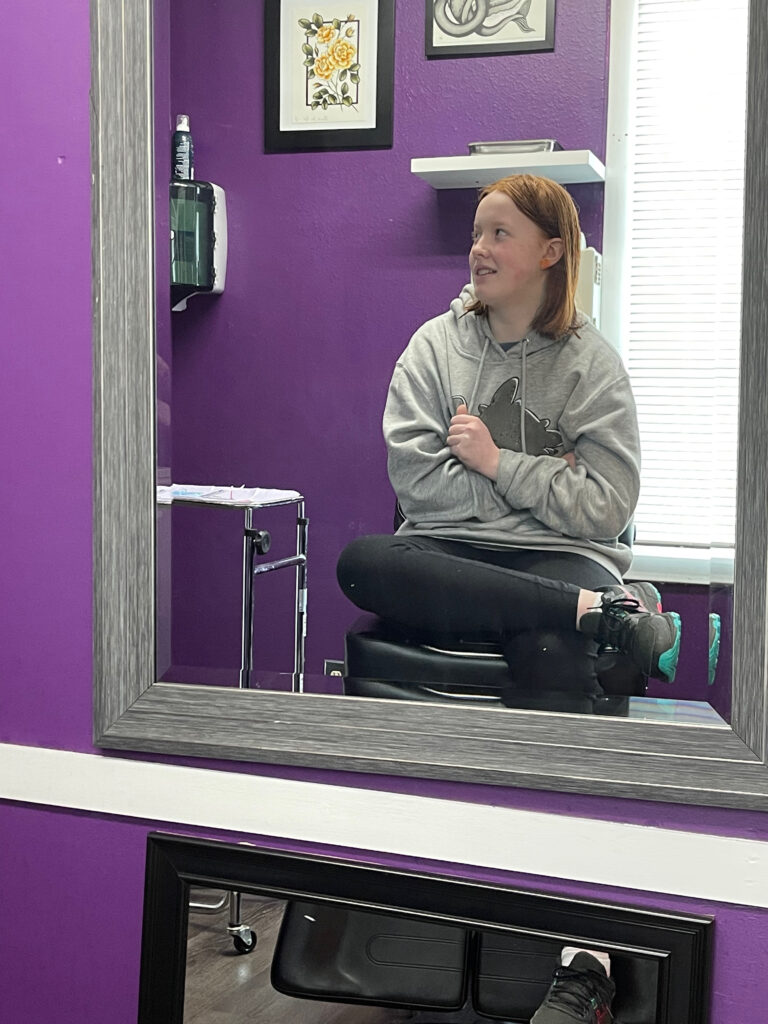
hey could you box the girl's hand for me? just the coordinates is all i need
[447,404,500,480]
[561,451,576,470]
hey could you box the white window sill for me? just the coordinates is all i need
[625,544,734,586]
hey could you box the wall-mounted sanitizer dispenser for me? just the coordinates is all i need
[170,181,227,311]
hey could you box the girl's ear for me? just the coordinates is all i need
[541,237,564,268]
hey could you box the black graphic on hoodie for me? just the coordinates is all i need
[474,377,563,456]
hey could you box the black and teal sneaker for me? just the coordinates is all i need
[581,595,682,683]
[599,581,662,614]
[531,951,615,1023]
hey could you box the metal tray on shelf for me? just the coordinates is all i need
[468,139,563,155]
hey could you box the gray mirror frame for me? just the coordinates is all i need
[93,0,768,808]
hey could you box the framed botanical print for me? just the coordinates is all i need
[264,1,395,152]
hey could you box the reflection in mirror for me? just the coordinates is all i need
[184,892,674,1024]
[153,1,742,723]
[140,835,712,1024]
[185,893,423,1024]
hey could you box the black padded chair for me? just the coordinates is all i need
[343,507,643,715]
[271,901,470,1011]
[270,901,661,1023]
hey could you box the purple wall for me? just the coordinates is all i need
[0,0,756,1020]
[167,0,608,677]
[2,0,94,751]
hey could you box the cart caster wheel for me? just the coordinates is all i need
[233,930,257,954]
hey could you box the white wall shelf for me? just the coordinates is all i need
[411,149,605,189]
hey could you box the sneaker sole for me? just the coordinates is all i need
[657,612,682,683]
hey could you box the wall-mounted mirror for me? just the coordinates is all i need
[139,833,712,1024]
[93,0,768,807]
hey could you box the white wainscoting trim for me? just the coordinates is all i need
[2,742,767,908]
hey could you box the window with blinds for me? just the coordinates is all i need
[607,0,748,550]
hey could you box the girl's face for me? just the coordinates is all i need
[469,191,561,311]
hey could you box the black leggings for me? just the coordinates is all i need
[337,534,619,692]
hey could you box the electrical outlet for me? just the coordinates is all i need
[323,659,345,677]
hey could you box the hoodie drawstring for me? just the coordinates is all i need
[466,332,529,455]
[467,336,490,414]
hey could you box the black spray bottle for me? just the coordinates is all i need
[172,114,194,180]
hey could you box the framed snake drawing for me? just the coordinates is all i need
[425,0,556,57]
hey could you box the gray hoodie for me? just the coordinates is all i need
[383,286,641,578]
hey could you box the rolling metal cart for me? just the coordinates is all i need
[158,484,308,691]
[158,484,309,951]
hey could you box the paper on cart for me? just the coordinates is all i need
[156,484,302,506]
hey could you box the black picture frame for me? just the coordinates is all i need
[264,1,395,153]
[426,0,556,59]
[138,832,713,1024]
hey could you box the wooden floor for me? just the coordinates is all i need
[183,890,415,1024]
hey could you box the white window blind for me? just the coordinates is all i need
[616,0,748,550]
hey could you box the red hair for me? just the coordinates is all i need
[466,174,582,339]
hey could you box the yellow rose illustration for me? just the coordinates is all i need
[314,54,336,80]
[316,24,336,44]
[328,39,356,69]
